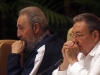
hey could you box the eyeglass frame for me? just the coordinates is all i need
[70,32,85,39]
[70,29,95,39]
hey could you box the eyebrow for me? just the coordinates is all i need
[16,24,22,27]
[72,31,84,34]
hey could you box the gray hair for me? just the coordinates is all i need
[73,13,100,34]
[19,6,48,32]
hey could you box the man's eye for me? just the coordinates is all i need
[77,34,83,36]
[19,27,24,30]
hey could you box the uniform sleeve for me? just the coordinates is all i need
[6,54,22,75]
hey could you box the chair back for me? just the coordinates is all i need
[0,40,23,75]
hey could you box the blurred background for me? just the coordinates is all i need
[1,0,100,41]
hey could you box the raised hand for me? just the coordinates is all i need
[64,41,79,65]
[11,40,25,54]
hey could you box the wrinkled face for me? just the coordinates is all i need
[72,21,95,56]
[17,15,36,51]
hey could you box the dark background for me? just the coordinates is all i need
[1,0,100,41]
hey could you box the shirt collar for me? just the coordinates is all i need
[78,41,100,60]
[32,30,51,49]
[26,30,51,55]
[89,41,100,56]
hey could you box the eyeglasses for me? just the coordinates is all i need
[70,32,84,39]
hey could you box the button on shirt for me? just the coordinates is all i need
[52,41,100,75]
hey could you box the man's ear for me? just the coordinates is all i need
[33,23,40,34]
[92,30,99,42]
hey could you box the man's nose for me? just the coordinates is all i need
[72,37,78,43]
[17,30,22,38]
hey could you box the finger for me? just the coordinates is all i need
[64,41,74,47]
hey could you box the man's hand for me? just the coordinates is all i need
[64,41,79,65]
[59,41,80,71]
[11,40,25,54]
[59,41,74,71]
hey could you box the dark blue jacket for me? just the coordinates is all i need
[6,33,64,75]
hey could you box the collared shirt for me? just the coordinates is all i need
[32,30,51,49]
[26,30,51,53]
[52,41,100,75]
[24,30,51,63]
[29,30,51,75]
[29,45,45,75]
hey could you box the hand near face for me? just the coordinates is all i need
[59,44,69,71]
[11,40,25,54]
[62,41,79,65]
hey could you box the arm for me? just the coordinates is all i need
[64,41,100,75]
[69,55,100,75]
[52,41,100,75]
[6,40,25,75]
[52,41,79,75]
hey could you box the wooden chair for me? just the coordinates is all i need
[0,40,16,44]
[0,40,23,75]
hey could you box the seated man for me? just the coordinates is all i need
[6,6,64,75]
[52,13,100,75]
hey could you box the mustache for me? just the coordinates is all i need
[19,38,26,42]
[19,38,27,46]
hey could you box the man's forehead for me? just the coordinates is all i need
[17,15,29,27]
[72,21,88,33]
